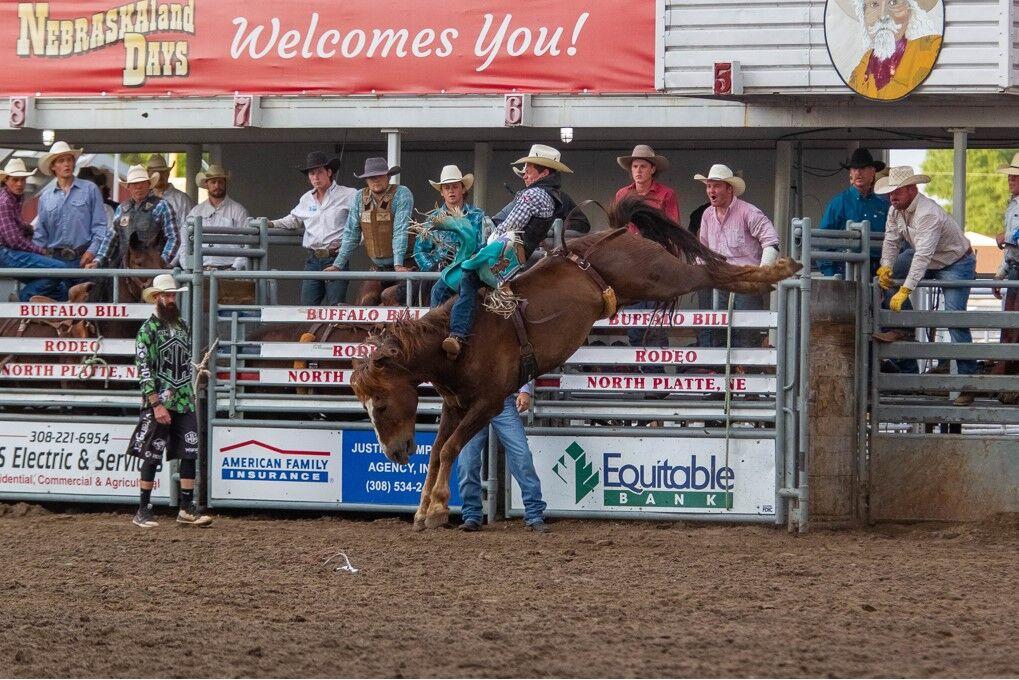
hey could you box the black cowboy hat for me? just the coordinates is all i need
[842,148,886,172]
[298,151,340,175]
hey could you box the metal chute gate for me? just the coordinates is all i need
[3,216,1011,526]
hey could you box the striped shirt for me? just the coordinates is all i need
[95,194,179,264]
[492,187,554,241]
[0,187,45,254]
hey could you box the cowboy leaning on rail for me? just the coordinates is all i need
[325,157,414,305]
[440,144,577,360]
[127,273,212,529]
[0,158,73,301]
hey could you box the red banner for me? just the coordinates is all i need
[0,1,656,96]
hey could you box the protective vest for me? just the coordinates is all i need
[360,186,397,260]
[521,184,564,258]
[117,194,162,246]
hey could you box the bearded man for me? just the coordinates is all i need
[127,273,212,529]
[844,0,942,100]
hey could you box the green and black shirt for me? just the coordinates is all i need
[135,314,194,413]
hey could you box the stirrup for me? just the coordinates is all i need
[442,336,464,360]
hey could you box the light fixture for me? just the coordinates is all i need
[560,127,574,144]
[41,129,55,146]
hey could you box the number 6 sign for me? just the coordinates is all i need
[504,93,532,127]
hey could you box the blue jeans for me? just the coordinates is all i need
[430,278,455,307]
[458,395,546,525]
[301,255,348,306]
[0,247,72,301]
[448,270,482,339]
[885,248,977,375]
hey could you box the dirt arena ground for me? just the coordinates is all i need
[1,503,1016,678]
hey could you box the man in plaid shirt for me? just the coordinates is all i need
[0,158,72,300]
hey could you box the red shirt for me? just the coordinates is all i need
[614,181,680,222]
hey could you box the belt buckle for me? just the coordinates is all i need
[313,248,330,259]
[56,247,76,260]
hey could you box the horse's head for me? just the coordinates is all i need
[126,230,165,270]
[351,338,419,465]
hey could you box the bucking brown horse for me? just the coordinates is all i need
[351,197,802,530]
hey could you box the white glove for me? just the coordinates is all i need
[759,245,780,266]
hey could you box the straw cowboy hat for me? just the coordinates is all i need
[996,152,1019,176]
[0,157,36,183]
[122,164,158,185]
[38,141,83,176]
[196,163,230,188]
[617,145,670,174]
[512,144,573,174]
[874,166,931,194]
[841,147,886,172]
[694,164,746,196]
[145,154,175,173]
[429,165,474,192]
[354,157,400,179]
[142,273,188,303]
[833,0,938,18]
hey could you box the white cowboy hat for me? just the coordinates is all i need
[196,163,230,188]
[0,157,36,183]
[617,144,670,174]
[874,166,931,194]
[997,152,1019,176]
[146,154,175,173]
[429,165,474,192]
[694,164,746,196]
[512,144,573,174]
[38,141,83,176]
[142,273,188,303]
[122,164,158,185]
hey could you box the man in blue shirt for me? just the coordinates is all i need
[818,148,889,277]
[33,141,110,270]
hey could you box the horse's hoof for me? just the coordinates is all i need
[413,515,427,532]
[424,512,450,529]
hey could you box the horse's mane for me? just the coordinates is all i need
[607,195,727,267]
[350,304,451,399]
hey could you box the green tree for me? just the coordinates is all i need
[921,148,1017,236]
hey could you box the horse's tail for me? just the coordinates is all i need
[707,257,803,294]
[609,195,726,267]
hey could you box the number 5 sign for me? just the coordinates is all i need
[504,93,532,127]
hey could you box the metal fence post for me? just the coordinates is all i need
[797,218,811,532]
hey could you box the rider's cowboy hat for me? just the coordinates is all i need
[196,163,230,188]
[841,147,886,172]
[429,165,474,192]
[833,0,937,18]
[997,152,1019,176]
[874,166,931,194]
[694,164,746,196]
[298,151,340,175]
[354,157,400,179]
[617,145,670,174]
[122,164,159,185]
[38,141,83,176]
[512,144,573,174]
[146,154,175,173]
[142,273,188,303]
[0,158,36,183]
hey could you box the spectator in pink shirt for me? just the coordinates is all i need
[694,164,780,347]
[613,145,680,222]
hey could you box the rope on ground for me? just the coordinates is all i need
[323,550,360,574]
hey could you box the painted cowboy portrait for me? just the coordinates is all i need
[825,0,944,101]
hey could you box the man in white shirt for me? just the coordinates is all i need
[270,151,358,306]
[185,164,250,271]
[147,154,196,226]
